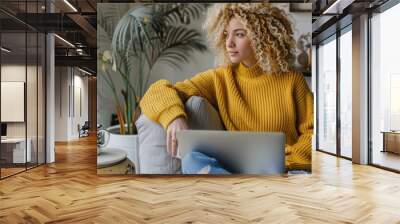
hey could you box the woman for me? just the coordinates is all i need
[140,3,313,173]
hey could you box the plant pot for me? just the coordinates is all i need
[100,125,139,172]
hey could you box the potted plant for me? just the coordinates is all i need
[97,3,209,170]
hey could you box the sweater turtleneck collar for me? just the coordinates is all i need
[236,62,265,78]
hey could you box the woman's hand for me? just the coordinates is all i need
[166,116,189,157]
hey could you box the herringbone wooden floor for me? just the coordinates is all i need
[0,136,400,224]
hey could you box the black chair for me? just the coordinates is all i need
[78,121,90,138]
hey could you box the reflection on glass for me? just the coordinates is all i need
[0,0,47,179]
[27,32,38,169]
[1,32,27,177]
[317,37,337,154]
[38,33,46,165]
[340,29,352,158]
[371,3,400,171]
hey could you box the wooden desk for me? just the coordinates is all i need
[381,131,400,154]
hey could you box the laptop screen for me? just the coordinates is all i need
[1,123,7,137]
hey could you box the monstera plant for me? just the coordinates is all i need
[98,3,209,134]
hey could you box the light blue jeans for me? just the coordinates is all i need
[182,150,231,174]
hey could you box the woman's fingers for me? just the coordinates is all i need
[166,117,189,157]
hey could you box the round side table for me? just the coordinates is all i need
[97,148,135,174]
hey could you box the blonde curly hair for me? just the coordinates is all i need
[203,3,296,74]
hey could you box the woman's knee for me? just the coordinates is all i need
[135,113,166,145]
[185,96,224,130]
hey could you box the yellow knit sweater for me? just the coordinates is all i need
[140,63,314,171]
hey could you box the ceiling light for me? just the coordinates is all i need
[54,34,75,48]
[78,67,92,76]
[63,0,78,12]
[1,47,11,53]
[322,0,354,15]
[323,0,341,14]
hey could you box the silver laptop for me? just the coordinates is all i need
[176,130,286,174]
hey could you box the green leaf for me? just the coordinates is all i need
[100,3,211,132]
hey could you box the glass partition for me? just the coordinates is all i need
[38,32,46,165]
[371,3,400,171]
[339,27,352,158]
[1,31,28,177]
[27,31,38,169]
[0,1,46,179]
[317,35,337,155]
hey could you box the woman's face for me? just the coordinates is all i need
[224,17,257,67]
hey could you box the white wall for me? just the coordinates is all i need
[1,65,26,140]
[1,65,37,137]
[55,67,67,141]
[72,73,89,138]
[1,63,46,164]
[55,67,89,141]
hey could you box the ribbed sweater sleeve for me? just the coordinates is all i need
[139,69,217,129]
[285,73,314,170]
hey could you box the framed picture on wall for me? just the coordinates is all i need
[1,81,25,122]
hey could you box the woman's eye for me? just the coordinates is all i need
[236,33,245,37]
